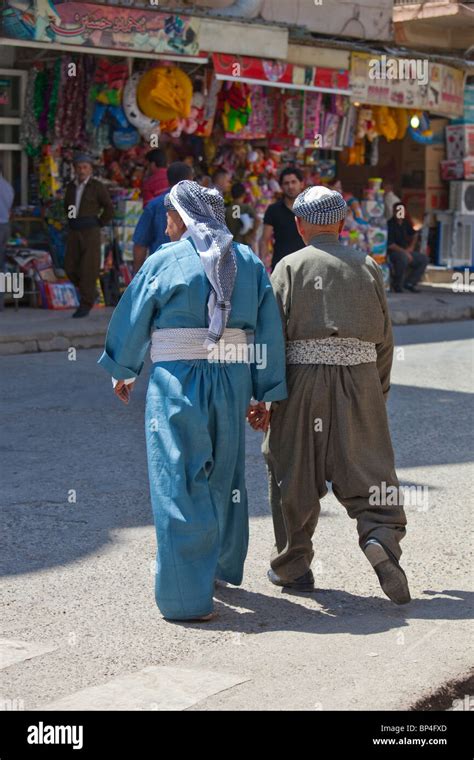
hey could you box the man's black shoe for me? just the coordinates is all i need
[404,283,421,293]
[267,568,315,592]
[72,306,91,318]
[364,539,411,605]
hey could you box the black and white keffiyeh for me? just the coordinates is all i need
[169,180,237,347]
[293,186,347,225]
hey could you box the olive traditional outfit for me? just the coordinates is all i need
[263,187,407,584]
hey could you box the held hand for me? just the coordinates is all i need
[247,402,272,432]
[114,380,135,405]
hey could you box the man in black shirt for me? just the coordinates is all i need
[387,203,428,292]
[260,167,305,271]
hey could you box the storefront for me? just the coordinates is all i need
[0,2,470,310]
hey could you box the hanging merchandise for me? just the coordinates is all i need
[219,81,252,133]
[38,148,61,200]
[123,72,161,142]
[91,60,129,107]
[20,67,42,157]
[54,56,94,147]
[90,58,132,144]
[393,108,409,140]
[373,106,398,142]
[303,92,322,142]
[272,90,303,140]
[356,107,378,142]
[195,73,222,137]
[369,135,379,166]
[408,112,434,144]
[137,66,193,122]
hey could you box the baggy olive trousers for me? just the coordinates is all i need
[262,362,407,581]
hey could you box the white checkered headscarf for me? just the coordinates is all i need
[169,181,237,347]
[293,186,347,225]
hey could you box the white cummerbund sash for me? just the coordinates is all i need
[286,337,377,366]
[150,328,255,363]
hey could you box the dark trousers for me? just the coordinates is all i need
[389,249,429,290]
[0,222,10,311]
[64,227,101,309]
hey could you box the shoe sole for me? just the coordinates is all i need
[365,542,411,605]
[267,572,315,592]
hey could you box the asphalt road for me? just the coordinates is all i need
[1,321,473,711]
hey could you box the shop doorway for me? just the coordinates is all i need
[0,67,27,205]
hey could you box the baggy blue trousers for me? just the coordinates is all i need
[145,360,252,620]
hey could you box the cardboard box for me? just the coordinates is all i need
[464,156,474,180]
[441,159,465,181]
[446,124,474,160]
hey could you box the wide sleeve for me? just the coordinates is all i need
[270,260,291,342]
[373,265,394,401]
[97,266,157,381]
[251,261,287,403]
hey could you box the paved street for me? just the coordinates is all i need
[1,321,473,711]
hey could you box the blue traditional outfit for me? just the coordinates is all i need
[98,181,287,620]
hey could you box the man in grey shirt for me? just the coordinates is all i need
[0,162,14,311]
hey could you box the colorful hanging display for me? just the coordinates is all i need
[219,81,252,133]
[122,72,161,142]
[137,66,193,122]
[20,67,42,157]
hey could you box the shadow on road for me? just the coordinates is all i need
[175,586,474,636]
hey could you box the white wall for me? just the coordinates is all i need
[261,0,394,41]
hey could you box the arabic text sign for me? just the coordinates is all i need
[2,1,201,57]
[350,52,465,118]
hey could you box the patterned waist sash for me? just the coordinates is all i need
[150,328,254,363]
[286,337,377,366]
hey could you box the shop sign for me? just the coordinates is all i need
[213,53,350,94]
[1,1,202,57]
[350,52,465,118]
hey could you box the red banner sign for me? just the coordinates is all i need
[212,54,350,94]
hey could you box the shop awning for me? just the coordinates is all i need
[212,53,351,96]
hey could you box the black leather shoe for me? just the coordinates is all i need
[267,568,315,592]
[364,539,411,605]
[404,283,421,293]
[72,306,91,318]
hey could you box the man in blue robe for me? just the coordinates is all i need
[98,181,287,622]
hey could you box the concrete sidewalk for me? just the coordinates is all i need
[0,285,473,356]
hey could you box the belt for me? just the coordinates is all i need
[150,328,255,363]
[286,337,377,366]
[68,216,100,230]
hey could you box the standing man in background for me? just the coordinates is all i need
[212,168,231,198]
[64,153,114,318]
[259,167,305,271]
[0,161,14,312]
[132,161,193,274]
[225,182,260,251]
[142,149,169,207]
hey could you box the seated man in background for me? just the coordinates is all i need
[387,202,429,293]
